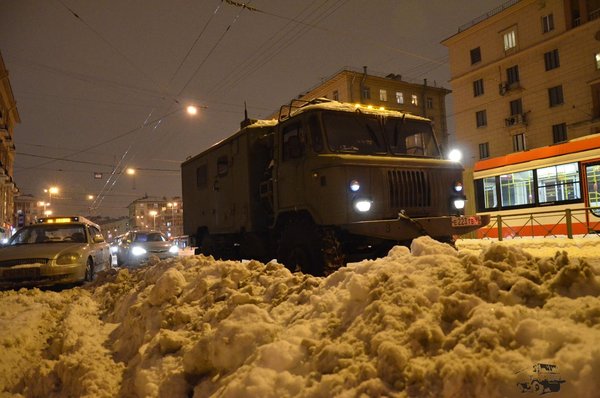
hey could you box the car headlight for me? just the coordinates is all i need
[109,246,118,254]
[453,199,466,210]
[56,253,82,265]
[169,245,179,254]
[131,246,147,256]
[454,182,463,192]
[349,179,360,192]
[354,199,372,212]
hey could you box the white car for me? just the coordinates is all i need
[0,216,111,289]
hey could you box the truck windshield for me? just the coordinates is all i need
[322,111,440,157]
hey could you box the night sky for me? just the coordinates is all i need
[0,0,505,218]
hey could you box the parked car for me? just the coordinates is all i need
[0,216,111,289]
[116,230,179,267]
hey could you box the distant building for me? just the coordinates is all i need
[285,67,452,149]
[14,194,46,227]
[0,51,20,234]
[91,216,130,241]
[442,0,600,167]
[127,195,183,237]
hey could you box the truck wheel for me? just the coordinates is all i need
[532,381,543,395]
[278,220,325,276]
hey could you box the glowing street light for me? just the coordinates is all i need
[149,210,158,230]
[187,105,198,115]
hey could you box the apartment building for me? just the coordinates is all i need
[442,0,600,167]
[128,195,183,237]
[0,52,20,235]
[290,67,452,149]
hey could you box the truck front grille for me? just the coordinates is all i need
[387,169,431,209]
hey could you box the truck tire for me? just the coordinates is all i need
[278,220,324,275]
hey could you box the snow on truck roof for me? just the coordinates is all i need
[284,99,430,121]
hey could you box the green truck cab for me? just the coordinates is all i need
[182,99,487,274]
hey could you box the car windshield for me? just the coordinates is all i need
[134,232,166,242]
[322,111,440,157]
[8,225,86,245]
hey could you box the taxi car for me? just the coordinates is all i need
[0,216,111,288]
[116,230,179,267]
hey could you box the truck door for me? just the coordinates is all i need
[276,121,306,210]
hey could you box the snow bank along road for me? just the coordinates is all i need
[0,236,599,397]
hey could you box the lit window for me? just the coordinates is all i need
[396,92,404,104]
[537,162,580,204]
[595,53,600,70]
[411,94,418,106]
[475,176,498,211]
[500,169,534,207]
[503,30,517,51]
[379,89,387,101]
[542,14,554,33]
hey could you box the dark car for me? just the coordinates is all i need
[116,230,179,267]
[0,216,111,288]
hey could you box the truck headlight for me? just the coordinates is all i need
[349,179,360,192]
[354,199,372,212]
[454,182,463,192]
[169,245,179,254]
[453,199,465,210]
[131,246,147,256]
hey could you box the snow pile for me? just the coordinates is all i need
[1,236,599,397]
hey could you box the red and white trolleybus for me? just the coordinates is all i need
[473,134,600,239]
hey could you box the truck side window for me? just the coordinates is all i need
[217,156,229,176]
[309,114,324,153]
[196,164,208,188]
[282,123,305,161]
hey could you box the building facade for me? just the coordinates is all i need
[14,194,47,227]
[0,52,20,235]
[289,67,452,149]
[127,195,183,237]
[442,0,600,167]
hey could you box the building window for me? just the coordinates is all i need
[513,133,526,152]
[379,89,387,101]
[411,94,418,106]
[506,65,520,85]
[362,86,371,100]
[542,14,554,33]
[426,97,433,109]
[479,142,490,159]
[503,29,517,51]
[544,49,560,71]
[473,79,484,97]
[333,90,339,101]
[549,85,564,107]
[476,110,487,127]
[552,123,567,143]
[595,53,600,70]
[396,92,404,104]
[510,98,523,116]
[470,47,481,64]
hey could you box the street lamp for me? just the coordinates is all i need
[149,210,158,230]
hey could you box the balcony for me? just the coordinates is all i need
[499,81,521,95]
[505,113,528,127]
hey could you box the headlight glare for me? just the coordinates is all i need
[131,246,147,256]
[454,182,463,192]
[169,245,179,254]
[354,199,372,212]
[453,199,466,210]
[349,179,360,192]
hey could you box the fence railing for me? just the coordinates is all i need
[479,207,600,241]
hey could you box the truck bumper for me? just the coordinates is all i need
[342,214,490,241]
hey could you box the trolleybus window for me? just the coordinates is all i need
[475,176,498,211]
[537,162,580,204]
[500,170,534,208]
[587,163,600,216]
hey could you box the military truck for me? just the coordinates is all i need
[181,99,488,274]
